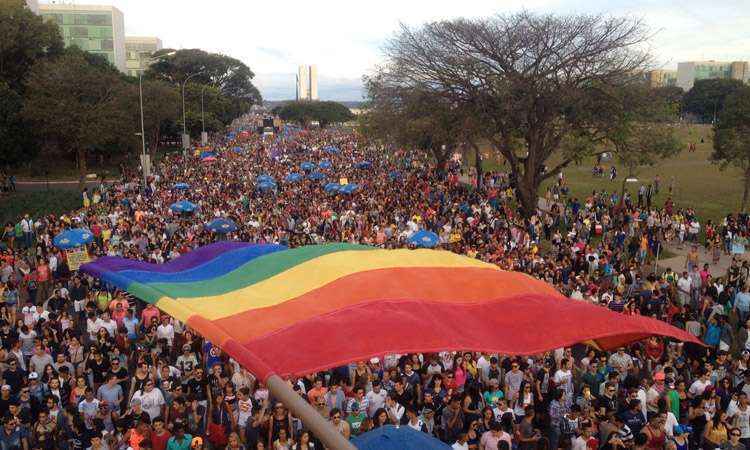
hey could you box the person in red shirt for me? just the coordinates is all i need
[142,303,161,329]
[35,261,50,304]
[151,417,171,450]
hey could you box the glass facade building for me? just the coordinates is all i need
[677,61,750,91]
[39,4,126,73]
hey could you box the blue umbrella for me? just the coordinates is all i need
[170,200,198,213]
[324,146,340,154]
[324,182,341,194]
[206,218,238,234]
[338,183,359,194]
[257,174,275,183]
[308,171,326,181]
[200,151,216,159]
[256,181,277,192]
[300,161,315,171]
[53,228,93,250]
[352,425,450,450]
[227,132,236,140]
[318,160,332,170]
[173,182,190,190]
[355,161,372,169]
[408,230,440,248]
[232,146,243,154]
[285,173,303,183]
[389,170,401,180]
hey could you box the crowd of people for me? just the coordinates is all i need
[1,116,750,450]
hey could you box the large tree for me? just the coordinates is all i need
[375,12,669,217]
[711,85,750,211]
[0,0,63,90]
[683,78,746,124]
[273,101,354,127]
[0,0,63,168]
[22,48,129,186]
[362,75,479,173]
[147,48,262,106]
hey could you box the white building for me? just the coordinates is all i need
[39,3,127,73]
[25,0,39,14]
[125,36,163,77]
[296,64,318,101]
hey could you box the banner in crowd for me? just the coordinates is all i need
[67,248,91,271]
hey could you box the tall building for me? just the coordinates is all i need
[296,65,318,101]
[676,60,750,91]
[25,0,39,14]
[39,4,126,73]
[647,69,678,88]
[125,36,163,77]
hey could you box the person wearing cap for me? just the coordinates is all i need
[345,401,366,436]
[483,379,504,406]
[176,345,198,375]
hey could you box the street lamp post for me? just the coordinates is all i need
[181,71,204,155]
[201,85,207,145]
[137,51,175,188]
[138,71,147,188]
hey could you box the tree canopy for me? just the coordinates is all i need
[683,78,747,124]
[273,101,354,127]
[711,85,750,210]
[21,48,129,184]
[368,11,676,216]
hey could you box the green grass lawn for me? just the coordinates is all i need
[472,124,743,223]
[0,190,81,225]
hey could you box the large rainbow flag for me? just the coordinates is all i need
[81,242,701,380]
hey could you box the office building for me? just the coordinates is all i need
[25,0,39,14]
[39,4,126,73]
[125,36,163,77]
[296,64,319,101]
[676,60,750,91]
[647,69,678,88]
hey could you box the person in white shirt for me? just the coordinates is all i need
[451,433,469,450]
[688,370,712,398]
[385,395,404,424]
[365,380,387,417]
[156,316,175,349]
[131,380,165,420]
[96,313,118,337]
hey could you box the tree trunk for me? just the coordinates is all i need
[77,147,87,191]
[474,144,483,191]
[517,172,539,219]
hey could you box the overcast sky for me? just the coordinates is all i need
[42,0,750,101]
